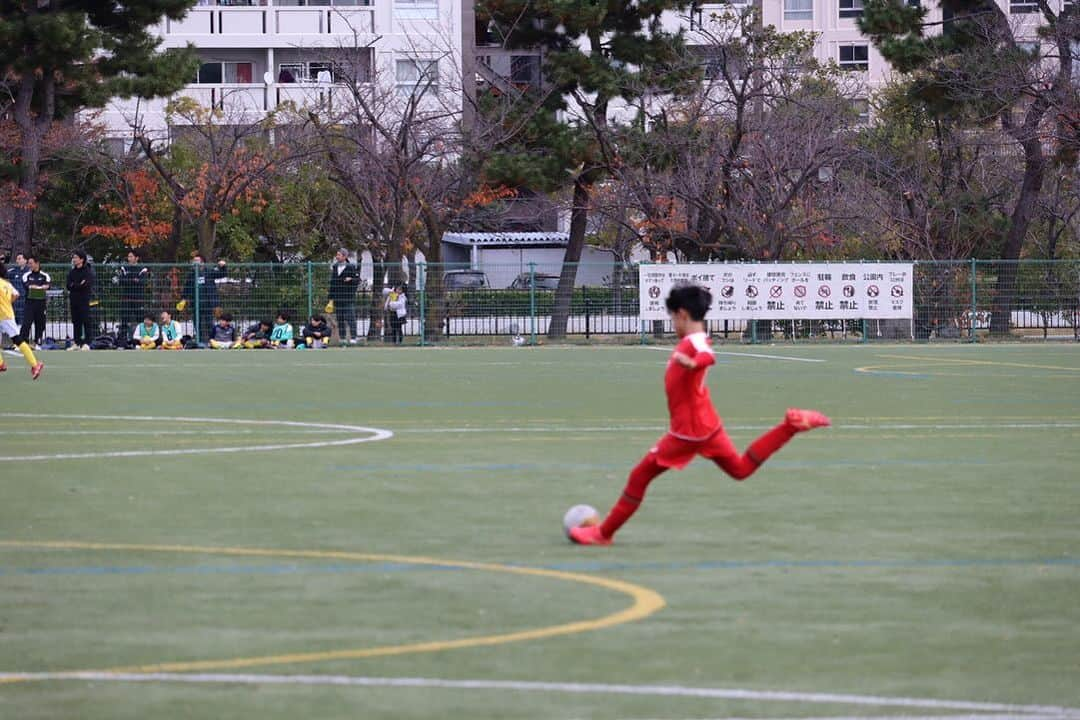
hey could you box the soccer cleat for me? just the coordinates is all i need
[31,362,44,380]
[0,363,6,372]
[786,408,831,432]
[569,524,612,546]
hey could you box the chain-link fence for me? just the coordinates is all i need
[6,260,1077,347]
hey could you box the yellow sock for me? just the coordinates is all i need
[18,341,38,368]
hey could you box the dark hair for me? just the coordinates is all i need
[128,249,140,259]
[144,314,154,322]
[193,253,205,262]
[73,250,88,261]
[26,255,37,263]
[220,312,233,322]
[311,314,325,323]
[260,319,272,329]
[0,261,6,276]
[665,284,712,321]
[276,311,290,322]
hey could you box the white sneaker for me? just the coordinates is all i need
[348,338,357,345]
[66,344,76,352]
[81,344,91,351]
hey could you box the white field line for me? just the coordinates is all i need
[0,414,391,462]
[616,716,1067,720]
[394,422,1080,434]
[641,347,826,363]
[0,673,1075,717]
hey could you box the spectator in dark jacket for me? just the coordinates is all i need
[115,249,149,336]
[66,251,95,350]
[242,319,272,348]
[5,252,27,328]
[328,248,360,345]
[180,254,226,344]
[301,314,332,348]
[20,256,50,347]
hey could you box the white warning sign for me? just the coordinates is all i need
[639,263,913,321]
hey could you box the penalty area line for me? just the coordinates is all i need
[0,673,1075,717]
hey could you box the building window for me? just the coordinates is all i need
[839,0,864,18]
[510,55,541,86]
[784,0,813,20]
[838,45,869,71]
[850,98,870,125]
[394,0,438,18]
[197,61,254,84]
[1009,0,1038,13]
[396,58,439,95]
[1017,41,1040,57]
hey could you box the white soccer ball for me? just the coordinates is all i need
[562,504,600,538]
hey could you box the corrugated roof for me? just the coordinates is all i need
[442,232,570,247]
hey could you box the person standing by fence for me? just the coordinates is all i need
[115,249,149,340]
[19,256,49,347]
[328,248,360,345]
[384,284,407,344]
[67,251,95,350]
[180,254,225,344]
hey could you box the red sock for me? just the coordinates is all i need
[714,422,795,480]
[600,453,667,539]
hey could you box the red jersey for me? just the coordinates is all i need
[664,332,719,440]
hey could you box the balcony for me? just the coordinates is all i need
[164,3,375,43]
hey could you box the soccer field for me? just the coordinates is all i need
[1,344,1079,720]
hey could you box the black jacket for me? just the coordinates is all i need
[67,264,95,302]
[328,262,360,303]
[116,263,149,301]
[183,264,223,308]
[22,269,51,302]
[302,322,332,340]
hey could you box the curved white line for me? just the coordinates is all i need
[0,414,392,461]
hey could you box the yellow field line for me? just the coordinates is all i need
[0,540,665,684]
[877,354,1080,372]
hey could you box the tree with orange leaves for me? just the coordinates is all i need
[80,169,173,249]
[133,98,289,260]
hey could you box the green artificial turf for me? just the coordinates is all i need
[1,344,1078,719]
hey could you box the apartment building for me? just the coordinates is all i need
[102,0,471,138]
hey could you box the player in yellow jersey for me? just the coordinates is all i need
[0,260,44,379]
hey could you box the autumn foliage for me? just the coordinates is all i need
[81,169,173,247]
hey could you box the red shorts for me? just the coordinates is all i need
[650,428,738,470]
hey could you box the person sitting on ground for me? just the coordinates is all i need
[159,310,184,350]
[209,312,239,349]
[242,319,272,349]
[301,314,332,348]
[133,314,160,350]
[269,312,294,349]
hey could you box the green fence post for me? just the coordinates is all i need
[970,257,977,343]
[419,268,426,348]
[306,261,313,324]
[528,262,537,346]
[194,266,201,344]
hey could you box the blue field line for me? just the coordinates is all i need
[1,556,1076,578]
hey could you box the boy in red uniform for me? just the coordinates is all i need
[570,284,830,545]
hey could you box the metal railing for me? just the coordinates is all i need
[5,260,1077,346]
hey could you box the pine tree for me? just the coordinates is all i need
[860,0,1078,333]
[1,1,198,255]
[479,0,693,338]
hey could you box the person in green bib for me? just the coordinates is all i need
[158,310,184,350]
[133,314,160,350]
[270,311,294,349]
